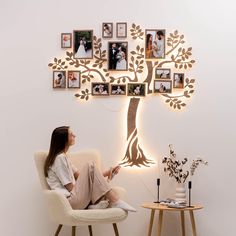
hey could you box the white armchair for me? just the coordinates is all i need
[34,150,128,236]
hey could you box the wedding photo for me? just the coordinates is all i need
[116,22,127,38]
[153,80,172,93]
[173,73,184,88]
[145,29,166,59]
[155,68,171,79]
[128,83,146,96]
[108,42,128,71]
[102,23,113,38]
[92,83,109,96]
[111,84,126,95]
[73,30,93,59]
[61,33,72,48]
[67,71,80,89]
[53,71,66,88]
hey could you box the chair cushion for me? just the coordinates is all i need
[68,208,128,225]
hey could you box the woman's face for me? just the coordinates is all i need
[67,129,76,146]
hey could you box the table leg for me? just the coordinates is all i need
[189,210,197,236]
[148,209,155,236]
[180,211,185,236]
[157,210,163,236]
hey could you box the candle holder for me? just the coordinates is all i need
[188,181,194,207]
[154,178,160,203]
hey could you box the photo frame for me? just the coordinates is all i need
[153,80,172,94]
[116,22,127,38]
[155,68,171,79]
[128,83,146,97]
[173,73,184,88]
[53,71,66,89]
[110,84,126,95]
[67,71,80,89]
[108,42,128,71]
[145,29,166,59]
[102,23,113,38]
[61,33,72,48]
[73,30,93,59]
[92,82,109,96]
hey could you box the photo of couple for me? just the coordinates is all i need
[102,23,113,38]
[111,85,126,95]
[128,83,146,96]
[173,73,184,88]
[61,33,71,48]
[108,42,128,71]
[53,71,66,88]
[146,29,165,59]
[73,30,93,59]
[92,83,109,96]
[154,80,172,93]
[68,71,80,88]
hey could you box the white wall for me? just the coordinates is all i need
[1,0,236,235]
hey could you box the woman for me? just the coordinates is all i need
[44,126,136,211]
[116,47,127,70]
[76,38,87,58]
[146,33,153,58]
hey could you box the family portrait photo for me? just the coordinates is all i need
[173,73,184,88]
[108,42,128,71]
[67,71,80,89]
[102,23,113,38]
[128,83,146,96]
[155,68,171,79]
[146,29,165,59]
[116,22,127,38]
[73,30,93,59]
[111,84,126,95]
[61,33,72,48]
[154,80,172,93]
[92,83,109,96]
[53,71,66,88]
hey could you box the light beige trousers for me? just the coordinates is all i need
[68,162,111,209]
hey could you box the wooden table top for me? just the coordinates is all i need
[141,202,203,211]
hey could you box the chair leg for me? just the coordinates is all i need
[112,223,119,236]
[72,226,76,236]
[88,225,93,236]
[55,224,63,236]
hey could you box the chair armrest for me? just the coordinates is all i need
[43,190,73,224]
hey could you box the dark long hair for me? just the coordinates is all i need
[44,126,69,177]
[146,34,152,48]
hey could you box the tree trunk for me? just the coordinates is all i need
[120,98,154,167]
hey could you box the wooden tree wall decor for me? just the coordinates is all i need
[48,23,196,168]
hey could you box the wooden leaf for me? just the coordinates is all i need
[185,78,189,83]
[190,79,195,83]
[85,96,89,101]
[181,103,186,106]
[54,58,57,63]
[75,94,80,97]
[58,59,61,63]
[48,63,53,67]
[137,70,143,73]
[132,23,135,28]
[52,65,57,69]
[85,89,89,93]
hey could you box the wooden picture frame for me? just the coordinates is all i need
[91,82,109,96]
[110,84,126,95]
[102,23,113,38]
[73,30,93,59]
[127,83,146,97]
[108,41,128,71]
[67,71,81,89]
[173,73,184,89]
[155,68,171,79]
[61,33,72,48]
[145,29,166,59]
[53,71,66,89]
[116,22,127,38]
[153,80,172,94]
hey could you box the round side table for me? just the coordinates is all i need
[141,202,203,236]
